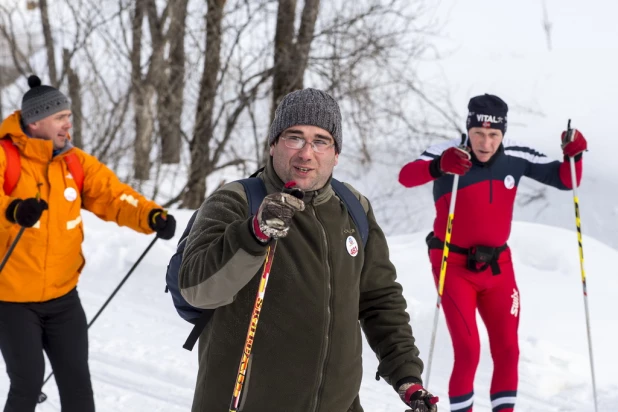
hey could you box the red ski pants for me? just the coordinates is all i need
[430,248,519,412]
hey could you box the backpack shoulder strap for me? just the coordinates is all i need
[183,310,215,351]
[238,177,267,215]
[331,178,369,248]
[63,152,84,193]
[0,138,21,196]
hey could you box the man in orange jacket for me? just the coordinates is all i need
[0,75,176,412]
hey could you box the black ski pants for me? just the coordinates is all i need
[0,288,94,412]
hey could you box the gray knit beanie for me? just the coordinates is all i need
[268,88,343,153]
[21,75,70,125]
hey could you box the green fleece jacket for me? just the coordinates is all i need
[179,161,424,412]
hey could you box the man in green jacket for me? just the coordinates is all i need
[179,88,438,412]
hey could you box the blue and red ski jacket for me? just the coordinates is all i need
[399,138,583,248]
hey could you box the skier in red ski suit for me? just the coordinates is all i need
[398,94,587,412]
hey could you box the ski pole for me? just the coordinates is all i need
[565,119,598,412]
[229,241,277,412]
[0,227,25,273]
[425,134,468,389]
[38,235,160,403]
[229,183,303,412]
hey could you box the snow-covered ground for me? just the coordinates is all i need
[1,210,616,411]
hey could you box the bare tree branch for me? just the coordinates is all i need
[0,7,37,78]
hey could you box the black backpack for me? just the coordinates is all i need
[165,177,369,350]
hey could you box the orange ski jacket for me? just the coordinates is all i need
[0,111,160,302]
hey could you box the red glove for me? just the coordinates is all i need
[398,383,439,412]
[439,146,472,175]
[561,129,587,158]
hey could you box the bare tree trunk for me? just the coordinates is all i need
[62,48,82,148]
[130,0,172,179]
[270,0,297,120]
[294,0,320,85]
[38,0,57,87]
[181,0,226,209]
[158,0,188,164]
[265,0,320,160]
[131,0,154,180]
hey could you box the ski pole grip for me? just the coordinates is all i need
[283,181,304,200]
[460,132,469,148]
[564,119,575,143]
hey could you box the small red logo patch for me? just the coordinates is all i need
[482,121,491,128]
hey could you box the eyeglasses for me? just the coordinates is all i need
[281,136,335,154]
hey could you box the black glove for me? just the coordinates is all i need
[398,383,439,412]
[148,209,176,240]
[6,198,49,228]
[251,186,305,242]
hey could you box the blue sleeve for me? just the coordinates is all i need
[504,145,569,190]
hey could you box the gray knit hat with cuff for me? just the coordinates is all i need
[21,75,70,125]
[268,88,343,153]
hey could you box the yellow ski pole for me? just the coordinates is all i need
[229,242,277,412]
[565,119,598,412]
[229,183,304,411]
[425,134,468,388]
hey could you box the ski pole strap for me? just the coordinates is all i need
[183,310,215,351]
[425,231,507,275]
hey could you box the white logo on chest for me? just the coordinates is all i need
[64,187,78,202]
[346,236,359,257]
[504,175,515,190]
